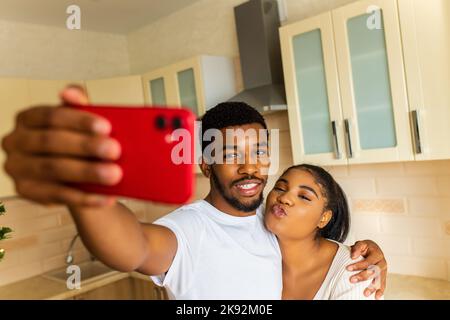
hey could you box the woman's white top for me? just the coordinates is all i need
[314,241,381,300]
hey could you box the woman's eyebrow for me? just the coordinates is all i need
[299,185,319,199]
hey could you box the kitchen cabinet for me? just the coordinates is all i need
[85,75,145,105]
[71,278,134,300]
[143,56,235,174]
[68,277,167,300]
[280,12,346,166]
[142,55,236,118]
[398,0,450,160]
[280,0,413,166]
[131,277,168,300]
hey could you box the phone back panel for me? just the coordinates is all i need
[71,105,196,204]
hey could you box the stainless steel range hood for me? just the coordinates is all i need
[229,0,287,113]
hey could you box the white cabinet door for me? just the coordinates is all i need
[86,75,144,105]
[333,0,413,164]
[398,0,450,161]
[280,12,347,166]
[142,67,178,106]
[0,79,30,197]
[171,57,206,117]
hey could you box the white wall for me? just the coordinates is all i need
[126,0,359,74]
[0,19,130,80]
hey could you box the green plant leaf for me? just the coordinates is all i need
[0,202,5,215]
[0,227,13,240]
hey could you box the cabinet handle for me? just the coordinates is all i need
[344,119,353,158]
[331,121,341,159]
[411,110,422,154]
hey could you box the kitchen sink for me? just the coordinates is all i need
[42,260,118,285]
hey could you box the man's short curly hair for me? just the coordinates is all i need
[200,102,268,152]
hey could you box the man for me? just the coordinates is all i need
[1,86,387,299]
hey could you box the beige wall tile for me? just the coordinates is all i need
[19,242,62,265]
[0,235,38,251]
[448,260,450,282]
[444,220,450,236]
[375,177,438,197]
[411,238,448,259]
[351,233,411,256]
[352,198,406,215]
[437,176,450,196]
[387,256,448,281]
[407,197,450,218]
[38,225,77,244]
[348,162,405,178]
[0,250,21,271]
[0,261,42,287]
[350,214,381,235]
[337,178,377,197]
[381,216,442,237]
[404,160,450,176]
[8,215,59,238]
[323,165,349,178]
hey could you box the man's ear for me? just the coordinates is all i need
[200,160,211,178]
[318,210,333,229]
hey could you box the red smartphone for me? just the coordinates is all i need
[70,104,196,204]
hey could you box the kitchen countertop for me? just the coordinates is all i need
[0,270,151,300]
[0,271,448,300]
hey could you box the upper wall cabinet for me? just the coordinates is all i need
[86,75,145,105]
[281,0,415,166]
[280,12,347,166]
[398,0,450,161]
[333,0,412,164]
[142,55,236,118]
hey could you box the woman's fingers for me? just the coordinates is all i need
[349,267,375,283]
[347,258,369,272]
[350,240,368,259]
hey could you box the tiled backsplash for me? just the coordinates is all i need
[0,112,449,286]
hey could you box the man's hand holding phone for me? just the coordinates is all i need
[1,86,122,208]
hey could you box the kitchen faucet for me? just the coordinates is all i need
[65,233,96,265]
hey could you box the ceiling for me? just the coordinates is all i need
[0,0,203,34]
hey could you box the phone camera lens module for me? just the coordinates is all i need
[155,116,166,130]
[172,117,182,129]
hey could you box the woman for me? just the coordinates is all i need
[265,164,380,300]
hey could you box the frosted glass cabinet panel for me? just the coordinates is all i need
[142,55,236,120]
[333,0,413,164]
[177,68,199,116]
[280,12,347,166]
[293,29,333,155]
[347,13,397,150]
[149,77,167,106]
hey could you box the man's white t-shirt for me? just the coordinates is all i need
[150,200,282,300]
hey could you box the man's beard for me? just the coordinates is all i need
[210,167,265,213]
